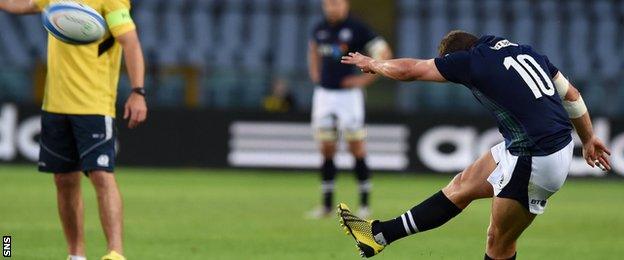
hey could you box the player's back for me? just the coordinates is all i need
[436,36,573,156]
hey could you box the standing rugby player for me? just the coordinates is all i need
[0,1,146,259]
[308,0,392,218]
[338,31,611,258]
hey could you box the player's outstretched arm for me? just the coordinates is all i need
[117,30,147,129]
[553,72,611,171]
[341,52,445,82]
[0,0,40,14]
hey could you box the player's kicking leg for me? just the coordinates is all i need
[338,147,496,257]
[89,171,125,260]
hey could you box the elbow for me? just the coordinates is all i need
[397,71,418,81]
[564,86,581,102]
[397,75,414,82]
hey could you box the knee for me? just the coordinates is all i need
[443,172,477,206]
[320,143,337,159]
[487,225,515,258]
[88,171,116,189]
[54,173,81,189]
[348,141,366,158]
[444,173,467,197]
[486,225,497,248]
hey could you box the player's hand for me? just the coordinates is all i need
[341,52,376,74]
[582,136,611,172]
[124,92,147,129]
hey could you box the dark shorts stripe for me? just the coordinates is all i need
[497,156,532,211]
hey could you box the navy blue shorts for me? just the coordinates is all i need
[38,111,116,174]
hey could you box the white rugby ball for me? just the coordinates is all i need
[42,2,107,45]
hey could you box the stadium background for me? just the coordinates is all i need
[0,0,623,259]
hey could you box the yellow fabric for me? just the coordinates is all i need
[314,129,338,142]
[106,9,133,31]
[101,250,126,260]
[344,129,367,141]
[34,0,48,10]
[38,0,136,117]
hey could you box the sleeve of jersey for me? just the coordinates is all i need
[433,51,472,85]
[358,24,379,50]
[310,23,320,43]
[543,56,559,78]
[104,0,136,37]
[34,0,49,10]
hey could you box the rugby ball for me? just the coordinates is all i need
[42,2,107,45]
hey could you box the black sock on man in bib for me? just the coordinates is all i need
[354,158,371,207]
[321,158,337,210]
[485,252,516,260]
[372,191,462,244]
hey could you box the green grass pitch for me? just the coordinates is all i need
[1,165,623,259]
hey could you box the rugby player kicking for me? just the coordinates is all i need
[338,30,611,259]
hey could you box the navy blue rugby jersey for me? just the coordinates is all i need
[434,35,573,156]
[311,16,378,89]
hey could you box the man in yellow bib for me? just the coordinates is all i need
[0,1,147,259]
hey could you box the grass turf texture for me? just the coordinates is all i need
[1,165,623,259]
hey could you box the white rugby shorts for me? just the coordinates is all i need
[487,139,574,214]
[311,87,365,141]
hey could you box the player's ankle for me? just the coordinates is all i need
[371,221,388,246]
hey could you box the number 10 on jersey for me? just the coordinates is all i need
[504,55,555,99]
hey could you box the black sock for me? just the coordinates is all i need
[485,252,516,260]
[354,158,371,207]
[321,159,337,210]
[372,191,462,244]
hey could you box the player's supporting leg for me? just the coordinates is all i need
[373,149,496,244]
[485,197,535,259]
[89,171,124,255]
[320,141,338,212]
[54,172,86,257]
[348,139,371,212]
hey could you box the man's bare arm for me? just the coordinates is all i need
[0,0,40,14]
[308,41,321,84]
[341,52,446,82]
[554,72,611,171]
[117,30,145,90]
[116,30,147,129]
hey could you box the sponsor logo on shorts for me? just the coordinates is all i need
[530,199,547,207]
[97,154,109,167]
[3,236,11,257]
